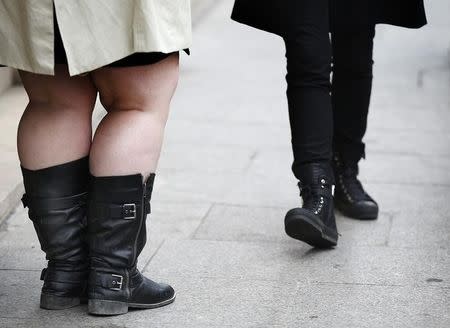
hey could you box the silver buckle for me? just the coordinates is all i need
[123,203,136,220]
[111,274,123,291]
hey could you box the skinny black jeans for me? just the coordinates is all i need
[284,0,333,180]
[331,23,376,163]
[285,0,376,180]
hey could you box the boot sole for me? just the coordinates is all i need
[285,210,338,248]
[335,200,379,220]
[40,293,81,310]
[88,293,176,316]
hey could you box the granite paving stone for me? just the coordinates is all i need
[147,239,450,288]
[194,204,393,247]
[279,284,450,328]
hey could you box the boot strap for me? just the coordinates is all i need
[22,193,87,211]
[90,271,126,291]
[299,184,333,198]
[90,202,150,220]
[40,267,88,283]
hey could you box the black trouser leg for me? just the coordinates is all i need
[284,0,333,180]
[331,24,376,162]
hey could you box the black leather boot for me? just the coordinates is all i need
[333,152,378,220]
[285,162,338,248]
[87,173,175,316]
[21,157,90,310]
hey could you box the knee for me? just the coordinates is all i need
[332,46,373,78]
[98,58,179,115]
[285,36,332,88]
[333,58,373,79]
[332,33,375,78]
[99,89,163,116]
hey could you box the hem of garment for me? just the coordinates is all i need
[67,45,191,77]
[0,47,190,77]
[0,62,54,76]
[232,17,427,39]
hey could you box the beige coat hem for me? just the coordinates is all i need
[0,0,192,76]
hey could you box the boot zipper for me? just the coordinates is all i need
[132,180,146,268]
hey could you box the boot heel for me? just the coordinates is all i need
[40,293,80,310]
[88,299,128,316]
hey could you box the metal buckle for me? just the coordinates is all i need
[123,203,136,220]
[111,274,123,291]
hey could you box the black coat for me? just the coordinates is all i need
[231,0,427,37]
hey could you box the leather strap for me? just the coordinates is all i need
[40,267,88,283]
[90,201,150,220]
[22,192,87,211]
[91,271,126,291]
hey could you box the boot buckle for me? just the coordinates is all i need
[123,204,136,220]
[111,274,123,290]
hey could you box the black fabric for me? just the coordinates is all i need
[231,0,427,37]
[331,21,376,162]
[284,0,333,179]
[374,0,427,27]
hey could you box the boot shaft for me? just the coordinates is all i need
[21,157,90,262]
[296,162,335,188]
[21,158,90,304]
[21,157,90,198]
[87,173,156,305]
[88,174,155,270]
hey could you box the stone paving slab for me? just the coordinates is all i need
[2,269,446,328]
[154,170,245,204]
[193,204,393,247]
[388,209,450,249]
[165,118,291,149]
[0,271,293,327]
[243,149,450,188]
[219,150,450,209]
[364,129,450,157]
[158,143,257,173]
[367,184,450,213]
[147,239,450,288]
[279,284,449,328]
[368,105,450,133]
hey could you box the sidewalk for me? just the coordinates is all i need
[0,0,449,327]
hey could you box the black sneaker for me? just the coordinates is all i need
[285,162,338,248]
[333,153,378,220]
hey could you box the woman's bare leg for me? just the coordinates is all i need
[89,53,179,177]
[18,65,97,169]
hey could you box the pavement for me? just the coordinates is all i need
[0,0,449,327]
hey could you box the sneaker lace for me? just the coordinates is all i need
[299,183,325,214]
[339,166,367,201]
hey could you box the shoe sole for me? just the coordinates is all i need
[335,200,378,220]
[285,210,338,248]
[88,293,176,316]
[40,293,81,310]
